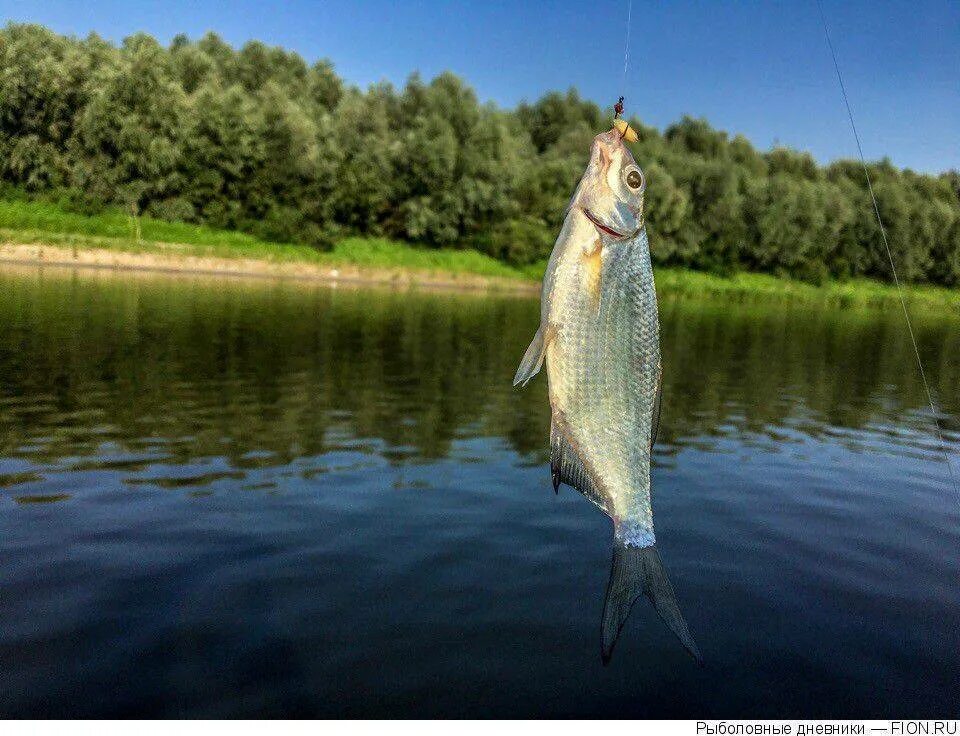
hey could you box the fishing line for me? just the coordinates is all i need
[621,0,633,92]
[816,0,959,494]
[613,0,634,136]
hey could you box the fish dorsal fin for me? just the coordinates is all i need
[550,413,609,514]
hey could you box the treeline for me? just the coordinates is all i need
[2,22,959,285]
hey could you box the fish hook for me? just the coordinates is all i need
[614,97,627,140]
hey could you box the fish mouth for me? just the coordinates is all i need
[581,207,627,239]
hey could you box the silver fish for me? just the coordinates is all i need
[514,126,700,664]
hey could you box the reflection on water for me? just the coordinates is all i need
[0,266,958,717]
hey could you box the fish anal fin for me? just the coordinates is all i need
[601,539,701,665]
[550,413,608,512]
[513,324,553,387]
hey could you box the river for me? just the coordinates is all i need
[1,266,958,716]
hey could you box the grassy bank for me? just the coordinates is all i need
[652,268,960,312]
[1,197,958,310]
[0,199,525,282]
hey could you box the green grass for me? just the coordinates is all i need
[0,198,262,248]
[1,196,958,310]
[652,268,960,312]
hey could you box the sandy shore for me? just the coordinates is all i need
[0,242,540,295]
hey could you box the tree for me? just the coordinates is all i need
[0,22,957,287]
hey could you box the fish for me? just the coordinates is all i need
[513,123,701,664]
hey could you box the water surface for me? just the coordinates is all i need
[1,266,958,717]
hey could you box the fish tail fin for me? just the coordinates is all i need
[513,325,548,387]
[601,537,702,665]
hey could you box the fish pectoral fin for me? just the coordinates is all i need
[513,325,551,387]
[550,415,609,513]
[601,540,702,666]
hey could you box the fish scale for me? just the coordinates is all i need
[551,229,659,541]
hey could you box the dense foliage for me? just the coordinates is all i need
[2,23,959,285]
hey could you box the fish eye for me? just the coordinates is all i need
[625,167,645,191]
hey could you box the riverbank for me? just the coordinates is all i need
[2,197,959,310]
[0,197,537,293]
[0,241,539,294]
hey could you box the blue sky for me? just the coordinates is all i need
[2,0,957,173]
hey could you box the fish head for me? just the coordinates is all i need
[573,128,646,240]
